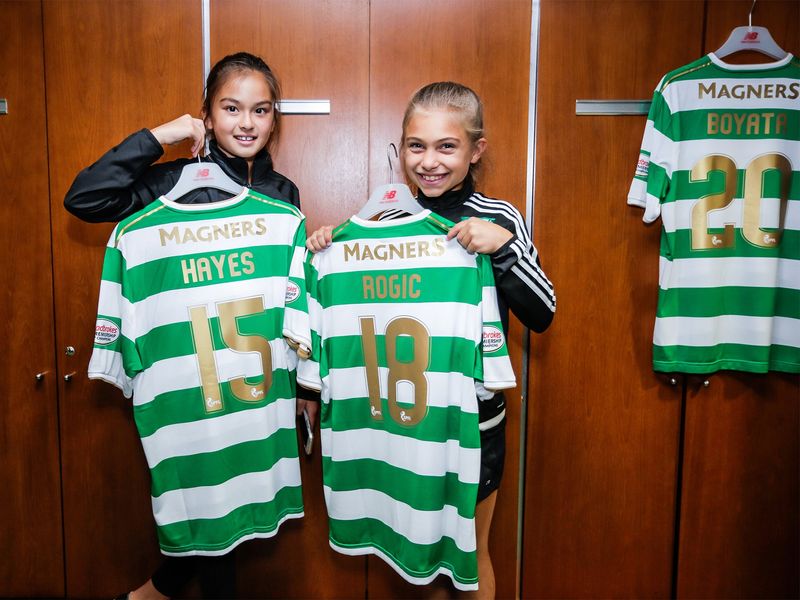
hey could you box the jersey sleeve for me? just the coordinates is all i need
[475,255,516,397]
[486,202,556,334]
[87,230,142,397]
[296,252,322,392]
[282,219,312,359]
[627,82,677,224]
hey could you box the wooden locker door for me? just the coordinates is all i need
[522,1,704,597]
[0,1,64,596]
[211,1,369,597]
[368,1,532,597]
[676,2,800,598]
[43,1,202,596]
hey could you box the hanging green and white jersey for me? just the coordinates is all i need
[628,52,800,374]
[297,210,515,591]
[88,189,311,556]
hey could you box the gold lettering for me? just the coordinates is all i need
[375,275,386,297]
[409,274,421,298]
[181,258,198,284]
[213,224,230,240]
[389,243,405,260]
[732,113,746,134]
[708,112,719,135]
[209,254,226,278]
[160,227,181,246]
[240,251,255,275]
[746,113,760,135]
[241,221,254,237]
[227,253,242,277]
[196,257,212,282]
[182,228,198,244]
[432,238,446,256]
[698,82,716,98]
[230,222,242,238]
[763,84,774,99]
[374,244,388,261]
[254,217,267,235]
[720,113,732,134]
[776,113,787,135]
[196,226,212,242]
[763,112,775,134]
[362,275,375,299]
[343,243,360,262]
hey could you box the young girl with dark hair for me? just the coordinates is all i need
[66,52,314,600]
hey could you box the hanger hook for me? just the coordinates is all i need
[387,142,399,184]
[748,0,756,30]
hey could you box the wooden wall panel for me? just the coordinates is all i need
[0,1,63,596]
[211,1,369,597]
[522,1,704,597]
[369,1,531,598]
[676,2,800,598]
[678,373,799,599]
[212,0,371,234]
[43,1,202,596]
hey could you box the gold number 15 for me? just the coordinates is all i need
[189,297,272,413]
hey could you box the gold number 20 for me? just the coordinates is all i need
[189,297,272,413]
[691,153,791,250]
[360,315,430,426]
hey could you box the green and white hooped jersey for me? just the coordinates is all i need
[297,210,515,591]
[88,189,311,556]
[628,53,800,374]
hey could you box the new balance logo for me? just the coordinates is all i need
[742,31,759,42]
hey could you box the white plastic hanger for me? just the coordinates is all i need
[714,0,788,61]
[357,143,423,220]
[163,156,244,201]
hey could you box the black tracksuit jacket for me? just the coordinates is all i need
[414,179,557,430]
[64,128,299,221]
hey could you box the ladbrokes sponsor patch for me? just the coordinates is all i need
[285,280,301,303]
[482,325,505,353]
[95,318,120,345]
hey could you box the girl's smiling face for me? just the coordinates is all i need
[204,71,275,163]
[402,108,486,197]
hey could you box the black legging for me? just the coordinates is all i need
[152,552,236,599]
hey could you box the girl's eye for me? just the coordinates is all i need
[408,142,424,151]
[440,143,456,151]
[225,105,238,113]
[255,106,271,114]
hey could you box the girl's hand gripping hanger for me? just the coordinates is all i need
[357,143,423,220]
